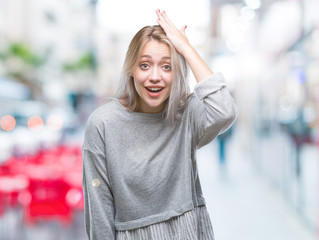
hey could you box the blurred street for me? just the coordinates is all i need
[1,0,319,239]
[197,127,318,240]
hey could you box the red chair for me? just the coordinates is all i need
[24,177,71,225]
[0,174,29,209]
[0,144,83,225]
[63,171,84,211]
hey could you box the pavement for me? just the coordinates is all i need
[197,127,317,240]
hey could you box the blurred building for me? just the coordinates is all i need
[207,0,319,232]
[0,0,98,106]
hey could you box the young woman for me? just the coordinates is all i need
[82,9,237,240]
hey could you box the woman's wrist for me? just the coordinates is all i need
[182,45,213,83]
[179,43,194,58]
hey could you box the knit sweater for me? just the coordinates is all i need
[82,73,237,239]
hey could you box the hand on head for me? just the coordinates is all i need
[156,9,190,55]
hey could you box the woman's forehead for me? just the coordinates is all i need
[140,40,171,58]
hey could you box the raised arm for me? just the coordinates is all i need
[157,9,237,148]
[156,9,213,83]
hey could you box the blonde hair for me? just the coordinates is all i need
[117,25,189,125]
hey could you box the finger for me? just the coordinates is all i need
[156,9,168,27]
[161,10,177,29]
[156,9,168,23]
[157,9,175,30]
[157,16,170,31]
[155,9,161,18]
[180,25,187,34]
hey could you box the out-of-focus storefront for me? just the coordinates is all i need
[209,0,319,234]
[252,0,319,231]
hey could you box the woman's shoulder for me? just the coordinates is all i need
[86,98,122,126]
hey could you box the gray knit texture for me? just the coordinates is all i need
[82,73,237,239]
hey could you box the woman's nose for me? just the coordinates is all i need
[149,68,161,81]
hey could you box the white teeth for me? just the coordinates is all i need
[146,87,164,94]
[146,87,163,91]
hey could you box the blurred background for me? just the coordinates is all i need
[0,0,318,239]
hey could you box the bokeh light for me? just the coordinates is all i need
[0,115,16,131]
[66,188,83,207]
[46,115,63,131]
[27,116,44,131]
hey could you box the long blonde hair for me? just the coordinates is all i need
[117,25,190,125]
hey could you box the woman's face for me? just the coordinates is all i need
[132,40,173,113]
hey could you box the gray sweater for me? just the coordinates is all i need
[82,73,237,239]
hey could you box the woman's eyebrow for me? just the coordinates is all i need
[141,55,151,59]
[141,55,171,60]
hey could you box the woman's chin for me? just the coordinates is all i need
[141,102,165,113]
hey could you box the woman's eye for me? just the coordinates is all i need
[163,65,171,71]
[140,63,149,69]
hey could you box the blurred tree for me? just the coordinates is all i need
[62,51,96,72]
[0,43,49,99]
[62,51,97,115]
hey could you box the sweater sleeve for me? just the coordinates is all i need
[190,72,238,149]
[82,113,115,239]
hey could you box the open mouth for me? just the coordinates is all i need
[145,87,164,93]
[145,87,164,97]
